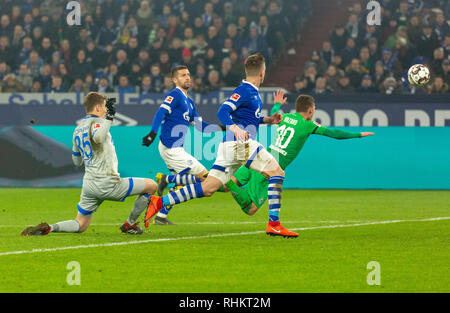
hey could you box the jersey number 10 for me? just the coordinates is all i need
[274,125,295,149]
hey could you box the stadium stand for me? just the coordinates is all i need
[290,0,449,94]
[0,0,310,94]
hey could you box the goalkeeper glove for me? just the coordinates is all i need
[142,131,157,147]
[105,98,116,121]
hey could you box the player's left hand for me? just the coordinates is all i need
[105,97,116,121]
[361,132,375,137]
[273,90,287,105]
[142,131,157,146]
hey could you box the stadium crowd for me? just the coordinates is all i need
[293,0,450,94]
[0,0,309,94]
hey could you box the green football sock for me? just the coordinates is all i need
[225,180,252,214]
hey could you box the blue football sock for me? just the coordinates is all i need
[162,183,204,207]
[166,174,202,185]
[268,175,284,222]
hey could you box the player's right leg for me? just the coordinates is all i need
[145,174,224,228]
[258,159,298,238]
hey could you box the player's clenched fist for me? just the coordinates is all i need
[142,131,157,146]
[105,98,116,121]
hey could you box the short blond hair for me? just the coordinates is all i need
[84,92,106,113]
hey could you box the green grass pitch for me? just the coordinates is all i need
[0,188,449,293]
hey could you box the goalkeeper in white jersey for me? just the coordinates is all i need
[21,92,158,236]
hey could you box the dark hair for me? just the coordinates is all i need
[244,53,265,76]
[295,95,315,113]
[171,65,188,78]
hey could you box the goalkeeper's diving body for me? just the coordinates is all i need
[226,94,374,217]
[21,92,158,236]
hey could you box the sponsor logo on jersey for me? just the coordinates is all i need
[230,93,240,101]
[165,96,174,104]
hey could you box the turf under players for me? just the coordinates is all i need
[141,65,222,225]
[225,94,375,219]
[144,53,300,237]
[21,92,158,236]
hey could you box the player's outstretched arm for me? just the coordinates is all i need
[318,128,375,139]
[142,106,169,146]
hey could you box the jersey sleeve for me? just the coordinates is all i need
[222,91,245,112]
[160,94,177,114]
[309,121,362,139]
[91,119,112,144]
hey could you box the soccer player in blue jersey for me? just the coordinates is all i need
[144,53,299,238]
[142,65,222,225]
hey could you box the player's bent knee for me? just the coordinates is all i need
[144,179,157,194]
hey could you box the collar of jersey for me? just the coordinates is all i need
[176,86,188,97]
[242,80,259,91]
[83,114,100,119]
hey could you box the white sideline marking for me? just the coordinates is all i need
[0,220,373,228]
[1,217,449,257]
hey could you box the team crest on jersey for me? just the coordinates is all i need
[230,93,240,101]
[165,96,174,104]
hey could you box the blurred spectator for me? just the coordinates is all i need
[116,75,135,94]
[357,74,377,93]
[247,24,270,61]
[158,51,172,76]
[136,0,154,28]
[0,74,25,92]
[24,50,44,79]
[346,58,367,88]
[416,24,440,59]
[428,76,449,94]
[150,64,163,92]
[72,50,94,80]
[95,77,114,93]
[320,41,335,66]
[45,75,67,93]
[139,75,154,94]
[330,24,349,54]
[380,76,401,94]
[312,77,331,94]
[161,75,174,94]
[441,59,450,87]
[97,17,119,48]
[205,70,224,92]
[324,65,343,92]
[69,77,90,93]
[336,76,354,93]
[341,38,359,67]
[16,63,33,91]
[378,48,402,78]
[220,57,240,86]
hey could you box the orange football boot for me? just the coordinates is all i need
[144,196,163,228]
[266,222,298,238]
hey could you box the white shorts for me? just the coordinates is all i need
[158,141,206,175]
[77,176,147,215]
[209,139,275,184]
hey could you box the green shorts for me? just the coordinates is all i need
[233,166,268,209]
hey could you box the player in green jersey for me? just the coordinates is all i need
[225,94,374,225]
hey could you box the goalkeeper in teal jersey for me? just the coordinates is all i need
[225,94,374,216]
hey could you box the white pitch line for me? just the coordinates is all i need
[0,220,372,228]
[0,217,449,257]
